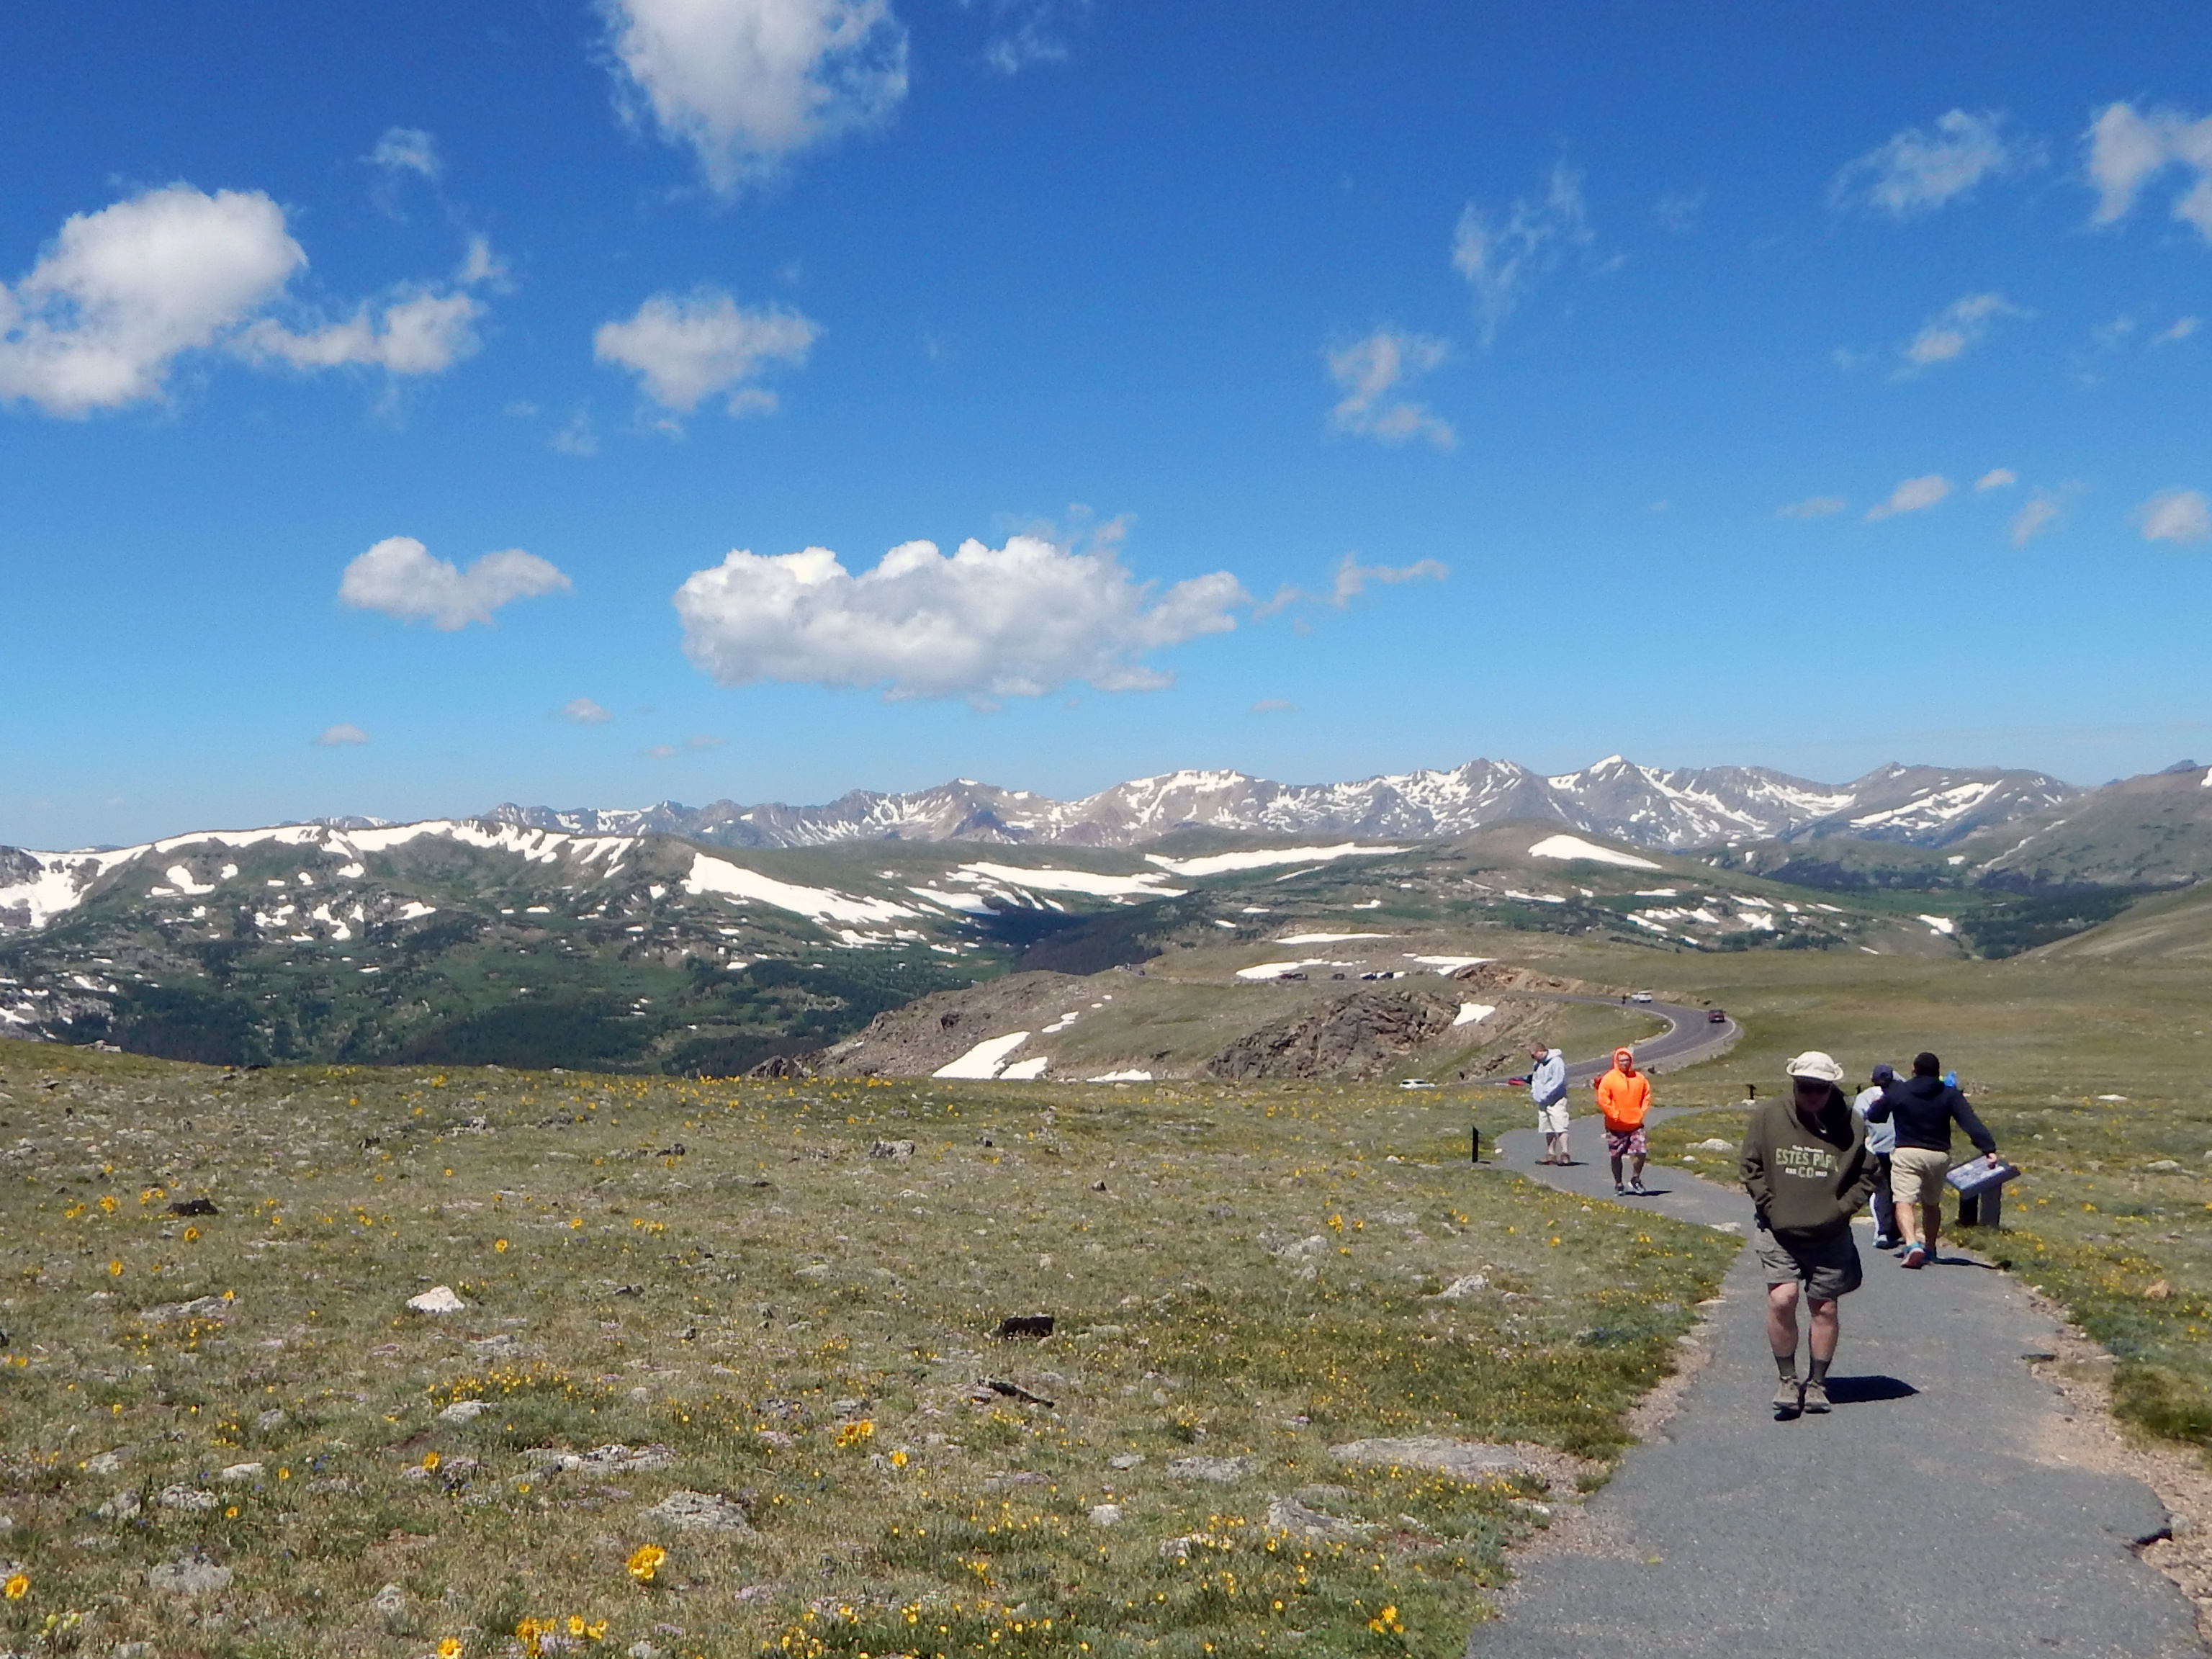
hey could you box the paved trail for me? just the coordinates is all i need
[1467,1108,2200,1659]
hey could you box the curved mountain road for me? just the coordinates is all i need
[1481,992,1739,1085]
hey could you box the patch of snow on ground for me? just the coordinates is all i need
[1502,889,1567,904]
[1410,955,1492,972]
[997,1056,1051,1080]
[685,852,922,925]
[164,864,217,896]
[1452,1002,1496,1027]
[1087,1070,1152,1082]
[1146,843,1406,877]
[1235,961,1313,981]
[1042,1012,1081,1033]
[397,902,436,920]
[1275,932,1390,945]
[955,861,1184,899]
[1271,867,1322,882]
[1213,920,1238,929]
[1916,914,1956,936]
[1526,834,1661,871]
[908,886,996,914]
[932,1032,1032,1079]
[1633,888,1678,897]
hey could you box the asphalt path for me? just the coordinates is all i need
[1464,1108,2200,1658]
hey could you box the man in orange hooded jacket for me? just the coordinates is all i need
[1594,1047,1653,1196]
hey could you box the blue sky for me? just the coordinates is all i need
[6,1,2212,848]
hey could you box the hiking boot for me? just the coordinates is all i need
[1629,1180,1650,1196]
[1902,1244,1927,1269]
[1772,1378,1803,1418]
[1799,1379,1831,1413]
[1614,1183,1627,1197]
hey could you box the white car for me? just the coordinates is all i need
[1629,991,1655,1003]
[1396,1078,1437,1090]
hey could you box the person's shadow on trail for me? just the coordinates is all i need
[1822,1375,1920,1406]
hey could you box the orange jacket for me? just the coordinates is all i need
[1594,1061,1650,1131]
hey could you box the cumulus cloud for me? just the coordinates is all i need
[0,184,302,416]
[1975,468,2018,490]
[2010,497,2061,547]
[562,697,614,724]
[595,287,819,415]
[313,723,369,747]
[1866,475,1951,521]
[601,0,909,195]
[1325,328,1455,449]
[0,183,495,417]
[1900,291,2029,372]
[2155,315,2203,346]
[369,127,442,179]
[339,536,573,629]
[673,533,1245,701]
[2139,489,2212,544]
[240,289,484,375]
[1831,109,2035,217]
[1451,163,1592,346]
[1776,495,1847,521]
[2085,102,2212,239]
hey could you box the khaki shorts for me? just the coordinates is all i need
[1535,1100,1571,1135]
[1891,1146,1952,1210]
[1755,1228,1863,1300]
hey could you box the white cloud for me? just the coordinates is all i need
[1451,163,1592,346]
[2139,489,2212,545]
[339,536,573,630]
[1776,495,1846,521]
[601,0,908,195]
[973,0,1089,73]
[673,533,1245,700]
[2010,497,2061,547]
[457,235,508,288]
[240,289,484,375]
[313,723,369,747]
[1975,468,2017,490]
[2085,102,2212,239]
[1831,109,2033,217]
[369,127,442,179]
[562,697,613,724]
[0,184,302,416]
[2154,315,2203,346]
[1255,552,1448,617]
[1653,191,1704,233]
[1325,328,1455,449]
[551,407,599,456]
[1900,291,2028,372]
[1866,475,1951,521]
[594,287,818,415]
[0,184,496,417]
[1250,698,1295,714]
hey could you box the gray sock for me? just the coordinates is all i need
[1774,1353,1798,1382]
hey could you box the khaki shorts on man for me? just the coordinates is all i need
[1890,1145,1951,1214]
[1755,1228,1864,1302]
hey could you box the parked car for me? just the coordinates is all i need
[1396,1078,1437,1090]
[1629,991,1655,1004]
[1707,1007,1727,1024]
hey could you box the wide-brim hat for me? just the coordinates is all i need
[1784,1051,1845,1083]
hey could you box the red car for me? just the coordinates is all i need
[1707,1008,1728,1024]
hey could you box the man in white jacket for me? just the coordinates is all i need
[1528,1043,1571,1165]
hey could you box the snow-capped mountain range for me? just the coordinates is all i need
[490,755,2079,855]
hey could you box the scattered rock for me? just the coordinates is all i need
[1167,1455,1252,1483]
[1274,1236,1328,1261]
[1264,1495,1368,1540]
[795,1264,833,1281]
[157,1485,217,1513]
[747,1053,814,1080]
[96,1489,143,1521]
[1429,1274,1488,1300]
[85,1449,128,1476]
[467,1334,525,1358]
[869,1140,917,1161]
[642,1491,755,1533]
[2145,1280,2173,1300]
[1693,1138,1736,1153]
[256,1408,287,1431]
[147,1552,232,1596]
[525,1444,674,1475]
[438,1399,489,1424]
[405,1286,467,1314]
[992,1315,1055,1341]
[403,1457,479,1483]
[167,1196,220,1216]
[138,1295,233,1323]
[113,1643,156,1659]
[1331,1437,1578,1486]
[1158,1534,1221,1562]
[1204,988,1473,1081]
[2146,1160,2183,1173]
[369,1583,407,1619]
[1108,1453,1144,1471]
[627,1645,663,1659]
[216,1462,264,1483]
[1088,1503,1123,1527]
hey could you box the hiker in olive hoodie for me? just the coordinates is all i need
[1741,1051,1883,1419]
[1865,1051,1998,1269]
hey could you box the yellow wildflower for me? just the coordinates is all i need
[626,1544,666,1583]
[495,1239,509,1253]
[183,1227,200,1243]
[3,1574,26,1599]
[422,1451,441,1471]
[438,1641,463,1659]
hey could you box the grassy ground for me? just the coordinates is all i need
[0,1040,1733,1659]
